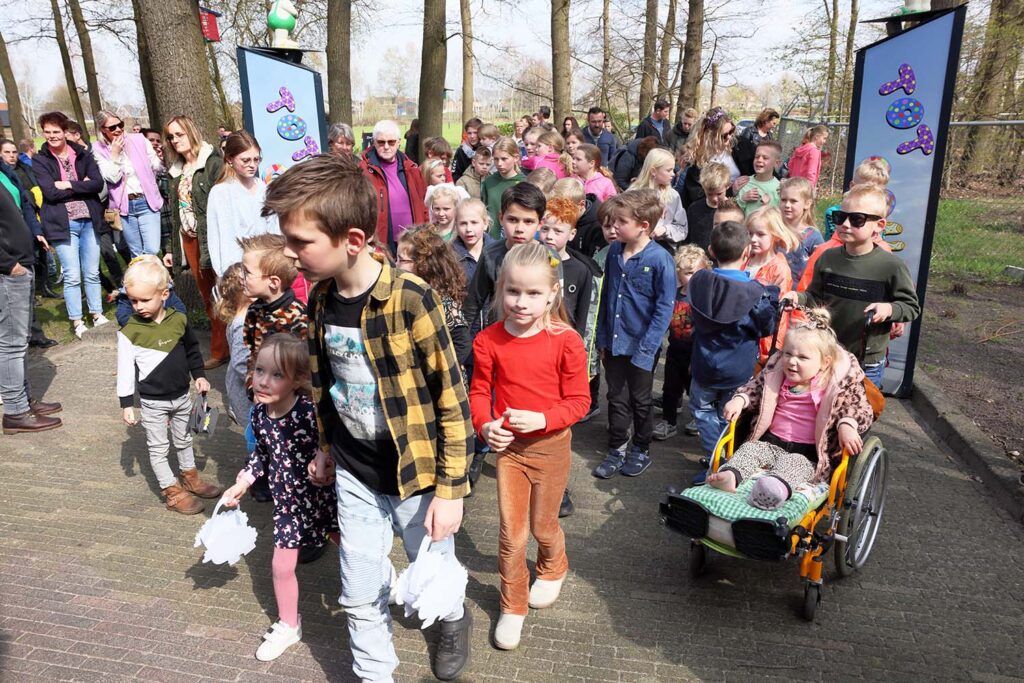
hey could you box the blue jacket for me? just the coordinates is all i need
[688,268,778,390]
[582,127,618,167]
[596,240,676,371]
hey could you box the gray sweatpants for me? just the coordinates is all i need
[140,394,196,490]
[720,441,816,490]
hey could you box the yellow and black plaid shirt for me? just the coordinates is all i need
[308,261,473,500]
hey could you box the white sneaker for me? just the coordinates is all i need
[528,576,565,609]
[255,617,302,661]
[73,321,88,339]
[387,561,398,606]
[92,314,111,327]
[493,613,525,650]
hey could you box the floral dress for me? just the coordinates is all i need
[244,395,338,548]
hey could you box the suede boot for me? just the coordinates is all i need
[162,484,203,515]
[180,468,224,499]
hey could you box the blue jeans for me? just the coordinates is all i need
[120,196,162,258]
[53,219,102,321]
[335,468,461,683]
[689,380,739,456]
[0,266,33,415]
[862,361,884,390]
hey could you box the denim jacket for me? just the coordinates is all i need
[596,240,676,371]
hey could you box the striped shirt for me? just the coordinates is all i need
[307,258,472,500]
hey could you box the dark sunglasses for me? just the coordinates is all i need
[834,210,883,228]
[103,121,125,131]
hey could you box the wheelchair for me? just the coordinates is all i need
[660,419,888,621]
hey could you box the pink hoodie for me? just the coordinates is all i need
[787,142,822,186]
[521,152,568,178]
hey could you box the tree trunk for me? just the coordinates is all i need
[839,0,858,121]
[460,0,474,123]
[638,0,658,117]
[709,62,719,108]
[551,0,571,124]
[326,0,352,124]
[824,0,839,119]
[418,0,446,160]
[67,0,102,118]
[207,43,235,131]
[50,0,87,135]
[678,0,703,111]
[600,0,610,112]
[131,0,159,127]
[0,30,29,142]
[135,0,220,141]
[657,0,677,105]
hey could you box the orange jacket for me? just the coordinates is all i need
[746,251,793,361]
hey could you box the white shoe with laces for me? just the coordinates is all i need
[92,313,111,327]
[255,617,302,661]
[73,321,88,339]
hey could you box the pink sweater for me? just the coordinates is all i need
[522,153,568,179]
[787,143,822,186]
[580,173,618,202]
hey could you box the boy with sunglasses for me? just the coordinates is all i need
[783,184,919,388]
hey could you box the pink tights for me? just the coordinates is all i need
[271,547,299,628]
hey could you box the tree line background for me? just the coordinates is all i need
[0,0,1020,183]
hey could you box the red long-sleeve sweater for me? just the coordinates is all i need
[469,322,590,438]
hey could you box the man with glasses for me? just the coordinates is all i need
[92,109,165,258]
[358,119,428,254]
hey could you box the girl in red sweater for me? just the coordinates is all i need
[469,241,590,651]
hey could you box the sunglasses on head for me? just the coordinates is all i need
[834,210,883,228]
[103,121,125,131]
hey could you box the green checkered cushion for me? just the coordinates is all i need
[682,476,830,526]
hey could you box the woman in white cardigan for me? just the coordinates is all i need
[206,131,279,276]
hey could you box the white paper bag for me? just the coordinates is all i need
[193,500,258,566]
[394,536,467,628]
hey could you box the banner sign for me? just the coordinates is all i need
[845,6,966,397]
[237,47,327,184]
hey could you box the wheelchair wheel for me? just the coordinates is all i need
[835,437,888,577]
[801,583,821,621]
[689,541,707,579]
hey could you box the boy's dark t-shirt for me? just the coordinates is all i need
[684,198,716,251]
[561,253,595,335]
[322,278,400,496]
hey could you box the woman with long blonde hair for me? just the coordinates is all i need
[679,107,739,208]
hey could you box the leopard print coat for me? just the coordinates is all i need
[734,348,874,482]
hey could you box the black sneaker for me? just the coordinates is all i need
[559,489,575,518]
[297,544,326,564]
[432,608,472,681]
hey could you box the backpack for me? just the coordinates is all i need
[608,146,632,178]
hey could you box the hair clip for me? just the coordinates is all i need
[703,107,726,128]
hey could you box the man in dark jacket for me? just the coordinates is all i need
[582,107,618,166]
[359,119,429,254]
[633,99,672,145]
[0,167,63,434]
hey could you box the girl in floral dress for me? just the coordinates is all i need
[222,333,338,662]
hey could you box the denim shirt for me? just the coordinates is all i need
[596,240,677,370]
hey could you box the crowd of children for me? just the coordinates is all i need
[109,109,920,682]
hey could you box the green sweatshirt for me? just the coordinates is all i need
[798,246,920,364]
[736,175,781,216]
[480,172,526,239]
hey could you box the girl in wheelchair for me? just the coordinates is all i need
[709,307,874,510]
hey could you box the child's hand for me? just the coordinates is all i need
[890,321,906,339]
[424,496,463,542]
[742,188,760,202]
[732,176,749,194]
[195,378,211,394]
[54,180,72,190]
[864,302,893,324]
[503,408,546,434]
[122,407,137,425]
[308,449,335,486]
[780,291,799,306]
[838,423,863,455]
[481,418,514,452]
[221,481,249,507]
[722,397,745,422]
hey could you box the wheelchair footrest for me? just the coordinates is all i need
[731,517,790,561]
[660,493,709,539]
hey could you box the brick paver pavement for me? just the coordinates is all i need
[2,335,1023,682]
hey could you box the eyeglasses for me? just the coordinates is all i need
[834,210,883,228]
[375,139,399,147]
[103,121,125,131]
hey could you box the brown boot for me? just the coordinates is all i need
[180,468,224,499]
[3,410,63,435]
[29,399,63,416]
[162,483,204,515]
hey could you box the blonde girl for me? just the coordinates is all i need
[421,158,448,188]
[522,130,572,178]
[629,147,688,246]
[744,207,796,361]
[453,198,492,279]
[214,263,255,426]
[713,307,873,510]
[424,183,468,242]
[787,125,829,188]
[779,177,824,282]
[481,137,526,235]
[469,241,589,651]
[222,334,339,662]
[572,143,617,202]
